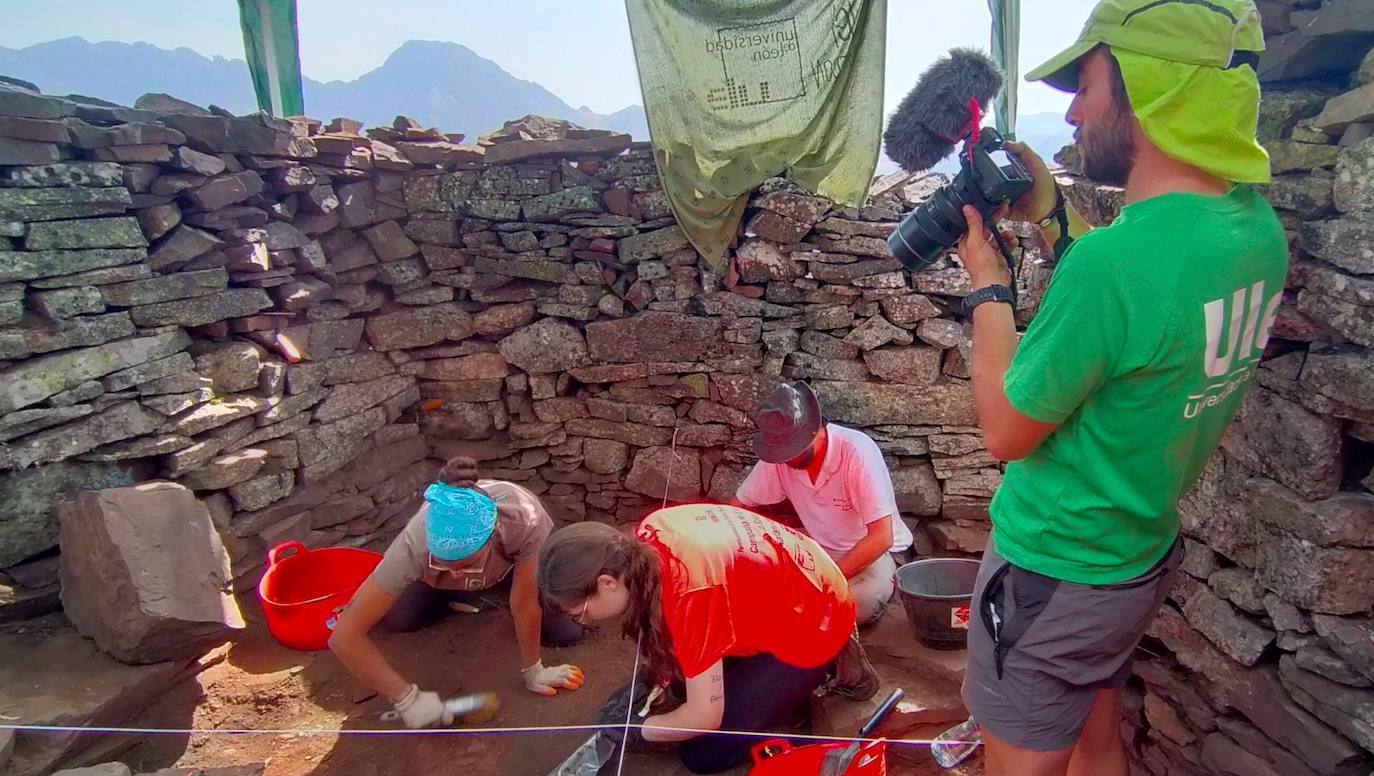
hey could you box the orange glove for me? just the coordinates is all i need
[522,660,586,696]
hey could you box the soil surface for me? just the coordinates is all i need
[85,600,983,776]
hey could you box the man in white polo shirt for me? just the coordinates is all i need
[732,381,914,625]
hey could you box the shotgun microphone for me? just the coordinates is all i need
[883,47,1003,173]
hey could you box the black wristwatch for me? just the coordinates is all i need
[962,283,1016,317]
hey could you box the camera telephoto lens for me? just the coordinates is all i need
[887,128,1032,272]
[888,171,979,271]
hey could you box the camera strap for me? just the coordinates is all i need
[988,226,1019,308]
[1040,185,1074,260]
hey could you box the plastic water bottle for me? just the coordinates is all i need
[930,716,982,768]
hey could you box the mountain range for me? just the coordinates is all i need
[0,37,649,140]
[0,36,1072,171]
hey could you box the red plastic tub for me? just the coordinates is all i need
[748,738,888,776]
[257,541,382,651]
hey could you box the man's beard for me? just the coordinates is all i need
[1079,115,1135,186]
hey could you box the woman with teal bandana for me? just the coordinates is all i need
[328,456,586,728]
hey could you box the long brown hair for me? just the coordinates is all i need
[537,522,678,687]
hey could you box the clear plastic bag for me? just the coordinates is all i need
[550,733,615,776]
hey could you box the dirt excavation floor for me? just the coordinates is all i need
[65,600,985,776]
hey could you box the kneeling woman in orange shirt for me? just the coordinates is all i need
[538,503,857,774]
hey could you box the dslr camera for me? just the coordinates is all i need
[887,127,1033,272]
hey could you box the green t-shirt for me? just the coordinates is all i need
[991,186,1288,585]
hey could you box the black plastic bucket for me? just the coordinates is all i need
[895,558,982,650]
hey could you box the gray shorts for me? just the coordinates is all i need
[961,534,1182,751]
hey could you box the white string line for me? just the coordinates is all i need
[661,424,679,510]
[3,426,998,752]
[613,423,674,774]
[0,722,975,747]
[615,634,642,776]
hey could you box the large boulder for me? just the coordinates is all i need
[734,239,805,282]
[1312,614,1374,684]
[583,438,631,475]
[864,346,942,385]
[618,225,690,263]
[1180,585,1275,666]
[57,482,244,664]
[0,400,162,470]
[1298,218,1374,275]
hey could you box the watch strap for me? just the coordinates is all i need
[1037,185,1065,228]
[962,283,1016,317]
[1038,185,1074,259]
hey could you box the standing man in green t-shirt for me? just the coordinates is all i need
[951,1,1286,774]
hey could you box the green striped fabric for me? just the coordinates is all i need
[988,0,1021,138]
[237,0,305,117]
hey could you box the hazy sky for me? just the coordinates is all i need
[1,0,1095,119]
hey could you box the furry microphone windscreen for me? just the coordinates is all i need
[883,47,1004,173]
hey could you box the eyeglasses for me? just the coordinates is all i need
[428,553,479,575]
[572,597,591,625]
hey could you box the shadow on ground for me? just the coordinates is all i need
[108,598,977,776]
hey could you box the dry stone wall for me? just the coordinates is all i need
[1100,6,1374,774]
[0,84,1050,622]
[4,14,1369,770]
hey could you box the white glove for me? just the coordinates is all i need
[522,660,586,696]
[393,684,454,728]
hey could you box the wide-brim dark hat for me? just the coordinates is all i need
[751,381,823,464]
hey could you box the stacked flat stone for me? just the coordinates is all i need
[1,83,1042,613]
[0,13,1369,773]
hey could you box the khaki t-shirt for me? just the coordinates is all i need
[370,480,553,596]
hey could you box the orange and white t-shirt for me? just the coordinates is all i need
[636,504,856,679]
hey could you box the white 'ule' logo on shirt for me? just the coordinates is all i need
[1185,280,1282,419]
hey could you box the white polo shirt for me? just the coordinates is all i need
[736,423,914,559]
